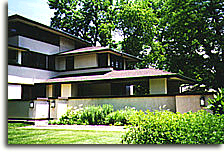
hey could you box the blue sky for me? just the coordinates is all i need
[8,0,54,26]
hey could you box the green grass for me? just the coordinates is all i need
[8,123,124,144]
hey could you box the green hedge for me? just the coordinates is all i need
[122,110,224,144]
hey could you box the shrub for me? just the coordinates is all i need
[208,88,224,115]
[49,104,137,126]
[105,107,137,126]
[122,110,224,144]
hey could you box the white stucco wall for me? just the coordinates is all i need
[8,84,22,99]
[60,37,75,52]
[18,36,59,55]
[74,54,98,69]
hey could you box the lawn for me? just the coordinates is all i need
[8,123,124,144]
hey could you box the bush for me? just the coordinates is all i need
[105,107,137,126]
[49,104,138,126]
[122,110,224,144]
[208,88,224,115]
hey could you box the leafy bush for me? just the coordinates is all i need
[122,110,224,144]
[105,107,137,126]
[208,88,224,115]
[49,104,137,126]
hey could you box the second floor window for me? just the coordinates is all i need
[8,49,18,65]
[66,56,74,71]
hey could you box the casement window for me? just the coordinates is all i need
[48,56,55,70]
[110,54,124,70]
[8,49,18,65]
[66,56,74,71]
[98,53,108,67]
[22,51,46,69]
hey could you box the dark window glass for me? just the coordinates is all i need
[48,56,55,70]
[66,56,74,71]
[22,85,34,100]
[98,53,108,67]
[34,84,46,98]
[53,84,61,97]
[22,51,46,69]
[110,54,124,70]
[8,49,18,64]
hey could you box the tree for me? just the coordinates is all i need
[115,0,158,57]
[147,0,224,90]
[48,0,115,46]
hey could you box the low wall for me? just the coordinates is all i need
[176,94,213,113]
[67,96,176,112]
[8,94,214,120]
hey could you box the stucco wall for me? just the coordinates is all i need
[74,54,98,69]
[11,35,60,55]
[67,96,176,112]
[176,94,213,113]
[59,37,75,52]
[8,65,57,83]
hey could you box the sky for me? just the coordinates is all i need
[8,0,55,26]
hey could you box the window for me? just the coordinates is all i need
[98,53,108,67]
[66,56,74,71]
[110,54,124,70]
[48,56,55,70]
[8,49,18,64]
[53,84,61,97]
[22,51,46,69]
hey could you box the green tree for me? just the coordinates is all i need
[115,0,158,57]
[146,0,224,90]
[48,0,115,46]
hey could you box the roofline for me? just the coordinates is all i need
[56,47,142,61]
[8,14,92,46]
[40,73,196,84]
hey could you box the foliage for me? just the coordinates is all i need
[49,104,137,126]
[208,88,224,115]
[105,107,137,126]
[152,0,224,90]
[48,0,115,46]
[122,110,224,144]
[115,0,158,57]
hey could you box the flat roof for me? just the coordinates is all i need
[56,46,141,61]
[8,14,91,46]
[41,68,196,84]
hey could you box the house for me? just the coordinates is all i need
[8,15,213,120]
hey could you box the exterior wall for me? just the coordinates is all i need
[55,56,66,70]
[68,96,176,112]
[10,35,60,55]
[150,78,167,94]
[61,84,72,97]
[8,84,21,99]
[74,54,98,69]
[176,94,213,113]
[8,65,57,83]
[60,37,75,52]
[8,100,49,119]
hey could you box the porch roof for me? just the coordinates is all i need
[42,68,196,84]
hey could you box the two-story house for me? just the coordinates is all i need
[8,15,212,120]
